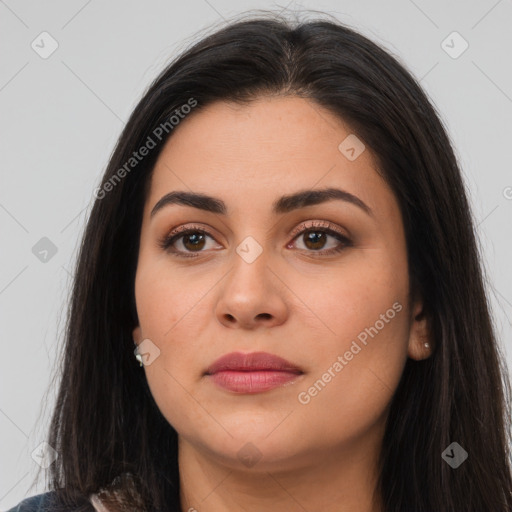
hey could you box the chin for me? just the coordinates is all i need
[183,420,316,472]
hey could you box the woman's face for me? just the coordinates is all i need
[132,95,429,471]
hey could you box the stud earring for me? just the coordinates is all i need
[424,342,430,349]
[134,343,143,367]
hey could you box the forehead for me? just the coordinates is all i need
[145,96,395,220]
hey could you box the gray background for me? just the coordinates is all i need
[1,0,511,509]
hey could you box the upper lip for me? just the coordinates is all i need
[205,351,303,375]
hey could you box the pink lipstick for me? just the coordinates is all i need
[205,351,303,393]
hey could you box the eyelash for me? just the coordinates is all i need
[157,220,352,259]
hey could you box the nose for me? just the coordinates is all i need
[214,248,289,330]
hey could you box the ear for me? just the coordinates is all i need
[132,325,142,346]
[407,298,432,361]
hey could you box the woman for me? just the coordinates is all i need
[8,10,512,512]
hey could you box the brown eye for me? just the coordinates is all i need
[159,221,352,259]
[289,222,352,257]
[302,230,329,250]
[159,228,220,258]
[181,232,207,251]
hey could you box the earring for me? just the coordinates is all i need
[134,343,143,367]
[424,342,430,350]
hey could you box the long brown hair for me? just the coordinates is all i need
[39,10,512,511]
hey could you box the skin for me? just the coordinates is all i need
[132,95,431,512]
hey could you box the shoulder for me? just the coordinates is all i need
[5,491,93,512]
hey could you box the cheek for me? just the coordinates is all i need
[297,248,409,342]
[291,252,410,422]
[134,257,209,340]
[134,265,210,434]
[134,258,213,379]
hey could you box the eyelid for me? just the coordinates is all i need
[166,223,215,237]
[163,220,347,241]
[288,219,350,241]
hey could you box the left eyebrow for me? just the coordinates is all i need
[150,187,373,218]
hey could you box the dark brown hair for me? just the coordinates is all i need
[37,10,512,512]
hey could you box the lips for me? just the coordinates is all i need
[205,352,304,394]
[206,351,303,375]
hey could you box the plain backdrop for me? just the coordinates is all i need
[1,0,511,509]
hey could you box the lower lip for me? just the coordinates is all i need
[208,370,302,393]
